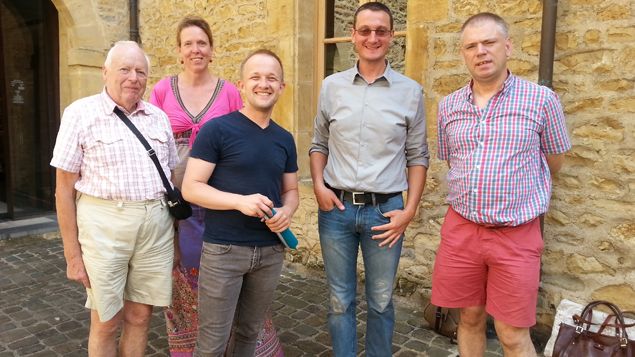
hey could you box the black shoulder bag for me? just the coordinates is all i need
[113,107,192,220]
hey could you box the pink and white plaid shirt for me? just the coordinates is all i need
[437,74,571,226]
[51,90,178,201]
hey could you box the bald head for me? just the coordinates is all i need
[104,41,150,71]
[102,41,149,112]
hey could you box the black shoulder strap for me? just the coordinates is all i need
[113,107,174,195]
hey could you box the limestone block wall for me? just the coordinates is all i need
[54,0,128,108]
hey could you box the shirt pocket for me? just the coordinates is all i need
[146,128,170,164]
[89,129,123,151]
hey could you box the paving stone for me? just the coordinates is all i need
[301,314,326,328]
[26,323,51,334]
[3,306,22,314]
[395,320,416,334]
[8,336,40,350]
[278,330,300,344]
[31,351,58,357]
[293,323,319,337]
[282,344,305,357]
[0,328,30,344]
[41,333,69,347]
[0,322,17,334]
[273,314,299,329]
[404,338,428,351]
[16,344,45,355]
[393,331,409,344]
[292,339,327,355]
[56,320,82,333]
[425,345,457,357]
[9,310,32,321]
[318,350,333,357]
[290,309,310,320]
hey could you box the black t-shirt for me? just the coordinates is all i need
[191,111,298,246]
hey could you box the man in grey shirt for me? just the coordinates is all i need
[309,2,429,356]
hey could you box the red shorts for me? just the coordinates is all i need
[431,206,543,328]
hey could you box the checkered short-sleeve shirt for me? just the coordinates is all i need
[437,74,571,226]
[51,90,178,201]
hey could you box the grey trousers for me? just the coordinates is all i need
[195,242,284,357]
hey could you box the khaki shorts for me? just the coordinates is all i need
[76,194,174,322]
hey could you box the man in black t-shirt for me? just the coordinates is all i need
[182,49,298,356]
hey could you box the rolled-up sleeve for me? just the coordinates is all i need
[309,84,330,156]
[405,88,429,168]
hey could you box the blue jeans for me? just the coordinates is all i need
[318,194,404,357]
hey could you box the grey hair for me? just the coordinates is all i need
[103,41,151,70]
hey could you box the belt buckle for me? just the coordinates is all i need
[352,192,365,205]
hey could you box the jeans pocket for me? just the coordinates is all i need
[318,205,337,213]
[203,242,232,255]
[271,244,285,253]
[374,195,404,218]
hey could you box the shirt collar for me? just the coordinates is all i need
[100,88,149,116]
[464,70,516,102]
[350,60,394,86]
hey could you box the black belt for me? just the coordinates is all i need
[328,185,400,206]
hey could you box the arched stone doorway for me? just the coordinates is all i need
[0,0,59,218]
[0,0,110,219]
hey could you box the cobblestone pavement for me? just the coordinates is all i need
[0,235,515,357]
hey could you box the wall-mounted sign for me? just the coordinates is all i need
[10,79,25,104]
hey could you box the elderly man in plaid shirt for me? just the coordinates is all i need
[51,41,178,357]
[431,13,571,357]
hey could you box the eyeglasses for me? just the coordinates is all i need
[354,28,392,37]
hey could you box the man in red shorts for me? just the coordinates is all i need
[431,12,571,357]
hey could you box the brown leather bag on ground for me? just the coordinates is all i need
[553,300,635,357]
[424,303,459,344]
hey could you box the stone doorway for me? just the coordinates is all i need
[0,0,59,219]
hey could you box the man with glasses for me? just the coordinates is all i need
[309,2,429,356]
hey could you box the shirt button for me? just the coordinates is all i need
[475,165,481,170]
[472,188,477,193]
[471,211,478,216]
[478,141,484,147]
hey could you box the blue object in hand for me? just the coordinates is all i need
[266,208,298,250]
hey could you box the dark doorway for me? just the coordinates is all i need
[0,0,59,219]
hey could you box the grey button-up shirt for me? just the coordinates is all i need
[310,63,429,194]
